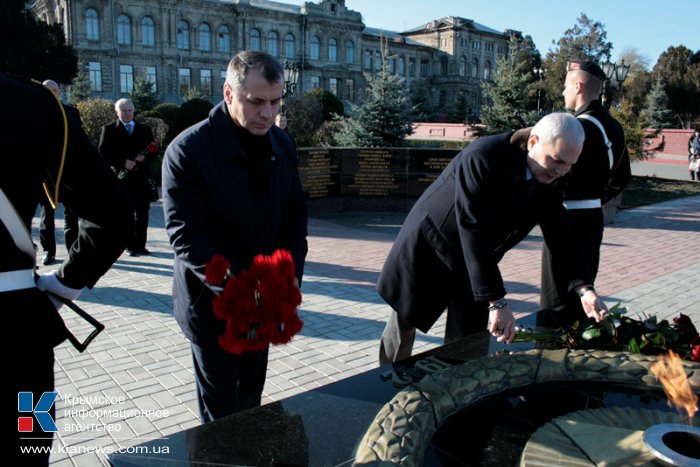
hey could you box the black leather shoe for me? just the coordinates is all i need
[127,248,150,256]
[42,253,56,265]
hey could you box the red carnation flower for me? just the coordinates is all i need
[148,142,159,154]
[691,341,700,363]
[208,249,303,355]
[205,254,230,286]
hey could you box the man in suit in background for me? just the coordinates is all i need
[99,98,156,256]
[37,79,81,265]
[377,112,608,365]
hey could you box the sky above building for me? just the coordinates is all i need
[284,0,700,68]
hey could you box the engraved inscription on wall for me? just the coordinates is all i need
[298,149,339,198]
[347,149,400,197]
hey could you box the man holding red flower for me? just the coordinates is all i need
[162,51,308,423]
[99,98,157,256]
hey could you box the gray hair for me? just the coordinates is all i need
[225,50,284,94]
[114,98,134,111]
[531,112,585,149]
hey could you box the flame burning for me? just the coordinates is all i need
[651,350,699,420]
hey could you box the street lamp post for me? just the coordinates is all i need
[282,60,300,99]
[533,66,545,114]
[600,59,630,107]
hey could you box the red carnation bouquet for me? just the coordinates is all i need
[204,249,303,355]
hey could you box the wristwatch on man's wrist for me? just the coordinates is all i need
[576,285,596,297]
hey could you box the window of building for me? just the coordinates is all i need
[440,57,448,76]
[145,66,157,92]
[364,50,372,70]
[119,64,134,93]
[472,40,480,50]
[310,35,320,60]
[459,56,467,77]
[408,58,416,77]
[387,58,395,74]
[471,58,479,78]
[221,70,227,87]
[88,61,102,91]
[484,60,492,80]
[375,51,382,72]
[117,14,131,46]
[284,33,295,58]
[267,31,279,56]
[329,77,338,96]
[420,60,429,78]
[310,76,320,89]
[178,68,191,95]
[439,90,447,107]
[141,16,154,47]
[345,40,354,64]
[345,78,354,102]
[398,56,405,75]
[177,20,190,49]
[328,38,337,62]
[218,25,230,52]
[86,8,99,41]
[249,28,261,51]
[199,23,211,51]
[200,69,212,95]
[485,42,493,52]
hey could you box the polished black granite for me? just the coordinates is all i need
[107,329,675,466]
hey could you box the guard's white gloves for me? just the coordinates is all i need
[36,270,82,310]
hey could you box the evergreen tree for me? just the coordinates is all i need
[478,56,534,135]
[67,62,92,104]
[643,81,675,129]
[334,68,413,147]
[611,100,657,161]
[542,14,613,109]
[448,90,470,123]
[0,0,77,82]
[653,45,700,126]
[130,78,159,112]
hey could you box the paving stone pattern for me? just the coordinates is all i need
[34,195,700,466]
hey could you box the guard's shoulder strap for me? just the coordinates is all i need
[0,188,36,263]
[577,114,614,170]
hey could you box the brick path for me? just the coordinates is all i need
[33,194,700,466]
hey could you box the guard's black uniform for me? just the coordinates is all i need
[539,99,630,328]
[2,75,133,465]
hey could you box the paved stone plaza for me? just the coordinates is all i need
[34,189,700,466]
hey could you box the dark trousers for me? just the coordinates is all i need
[539,208,604,329]
[39,202,79,255]
[190,342,269,423]
[63,207,79,250]
[124,177,150,251]
[379,292,489,365]
[39,203,55,256]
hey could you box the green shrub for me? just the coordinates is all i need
[76,98,115,144]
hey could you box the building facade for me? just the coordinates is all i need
[31,0,513,116]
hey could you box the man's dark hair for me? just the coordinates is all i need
[225,50,283,93]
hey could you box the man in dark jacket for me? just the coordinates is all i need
[37,79,82,265]
[539,60,630,329]
[377,112,608,365]
[3,75,133,465]
[162,51,308,423]
[99,98,156,256]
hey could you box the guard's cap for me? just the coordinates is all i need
[566,60,607,81]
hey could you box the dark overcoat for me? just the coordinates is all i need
[162,102,309,346]
[377,130,590,333]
